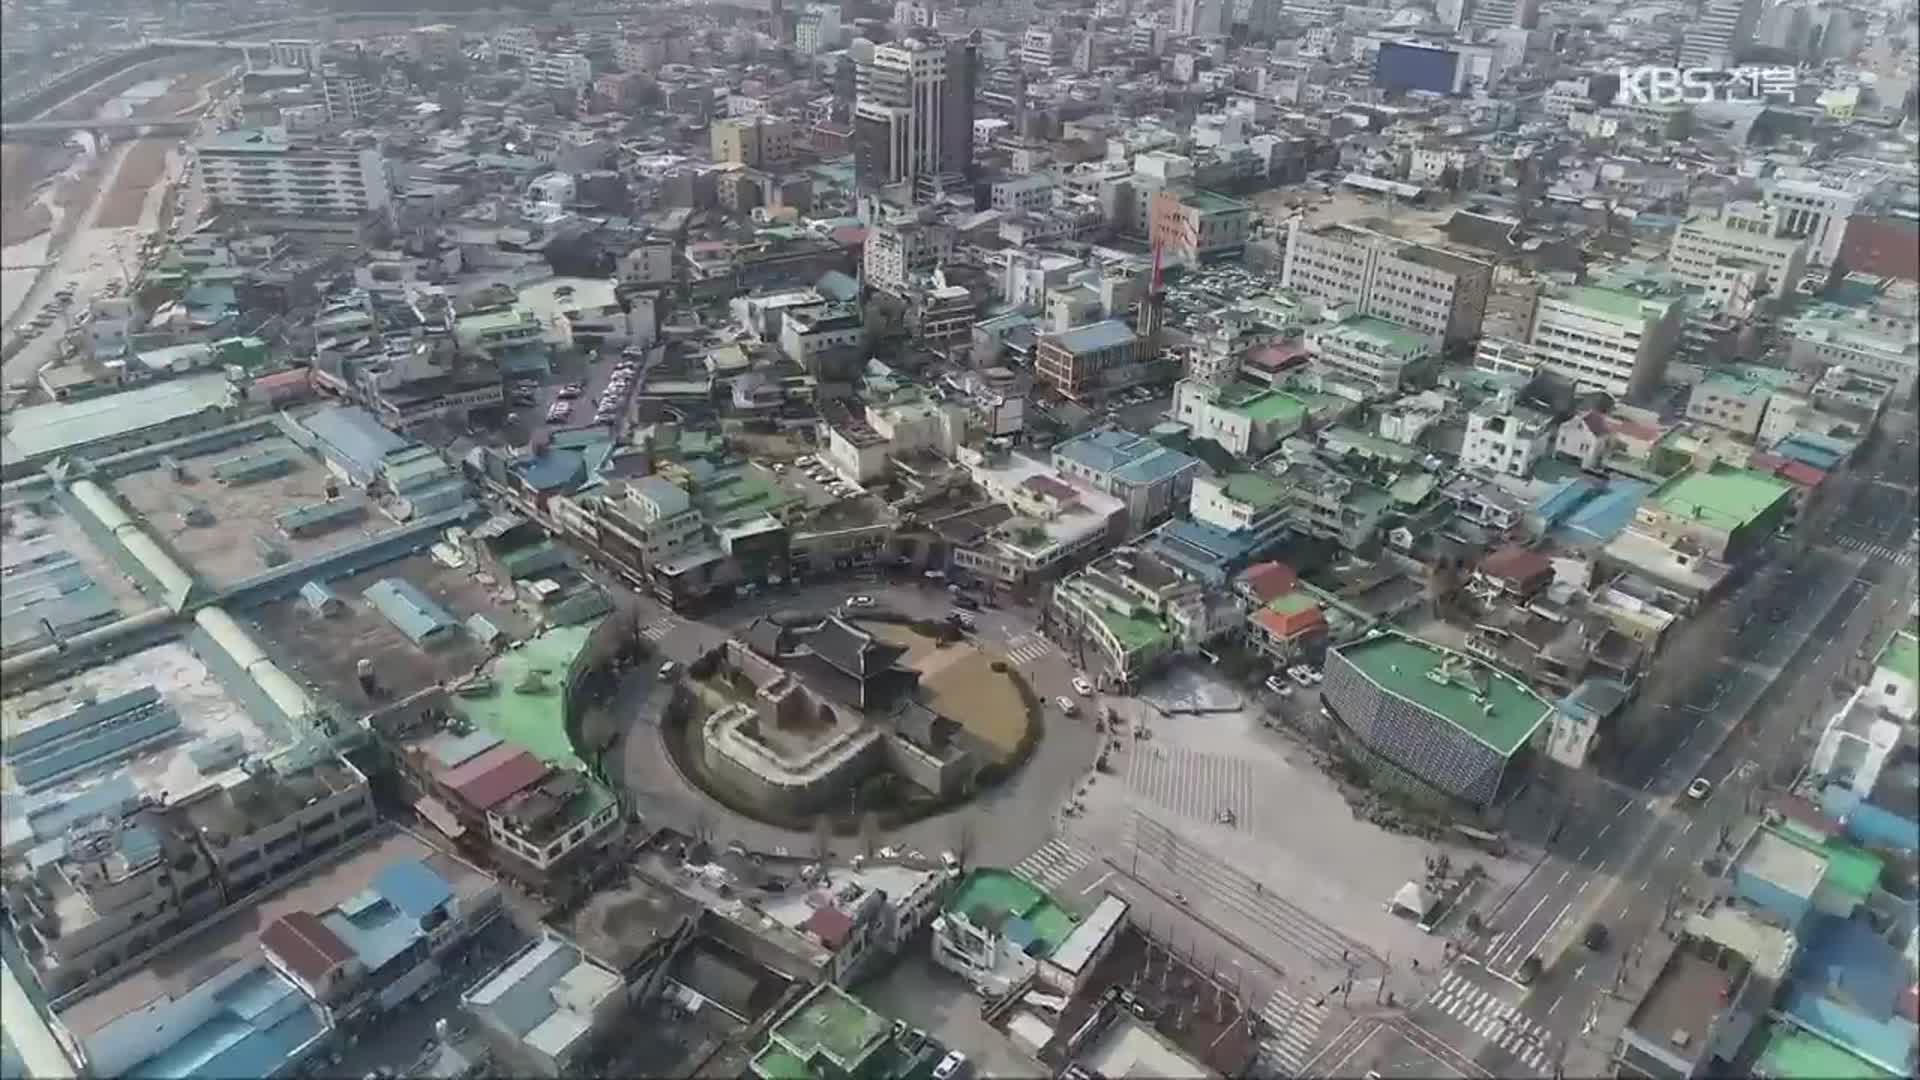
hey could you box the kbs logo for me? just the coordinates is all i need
[1615,66,1797,106]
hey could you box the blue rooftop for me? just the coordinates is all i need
[1782,914,1918,1074]
[1534,477,1600,526]
[372,859,455,922]
[1551,480,1649,546]
[515,449,586,493]
[1054,428,1196,482]
[1047,319,1137,355]
[1772,432,1850,471]
[1149,519,1262,586]
[129,966,323,1080]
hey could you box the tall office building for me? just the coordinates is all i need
[1679,0,1763,68]
[853,34,976,193]
[1173,0,1227,36]
[1467,0,1539,29]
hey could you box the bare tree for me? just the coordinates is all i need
[860,812,881,857]
[813,814,833,860]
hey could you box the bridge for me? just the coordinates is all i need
[0,118,197,139]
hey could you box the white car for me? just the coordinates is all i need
[1687,777,1713,800]
[933,1051,969,1080]
[1056,696,1078,716]
[1288,666,1315,687]
[1264,675,1293,697]
[846,595,875,608]
[1072,677,1094,696]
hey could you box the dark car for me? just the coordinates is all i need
[1584,923,1609,951]
[951,593,980,611]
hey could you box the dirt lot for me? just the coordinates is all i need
[863,621,1030,761]
[96,139,169,229]
[0,144,75,245]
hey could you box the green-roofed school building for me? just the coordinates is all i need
[1639,463,1794,564]
[1323,631,1552,805]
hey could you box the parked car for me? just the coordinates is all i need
[1072,677,1094,696]
[932,1052,969,1080]
[846,595,874,608]
[1056,696,1078,716]
[557,384,583,399]
[1264,675,1293,697]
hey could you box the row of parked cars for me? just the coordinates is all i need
[543,357,641,426]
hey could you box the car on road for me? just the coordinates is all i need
[1072,677,1094,695]
[932,1051,969,1080]
[658,661,678,679]
[1056,696,1078,716]
[1584,922,1609,951]
[846,595,874,608]
[951,593,980,611]
[1687,777,1713,800]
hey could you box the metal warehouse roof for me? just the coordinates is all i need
[300,405,408,481]
[1045,319,1137,355]
[363,578,457,644]
[1,373,235,464]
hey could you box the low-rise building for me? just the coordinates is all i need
[1170,378,1311,457]
[463,931,625,1077]
[1461,394,1553,478]
[1306,315,1439,396]
[1611,933,1759,1080]
[1034,319,1151,401]
[1051,428,1207,533]
[952,448,1129,584]
[1150,188,1253,265]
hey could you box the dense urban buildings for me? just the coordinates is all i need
[0,5,1916,1080]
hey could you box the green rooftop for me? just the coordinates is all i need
[1183,189,1251,214]
[1756,1023,1899,1080]
[1770,825,1884,899]
[1875,630,1919,684]
[1223,471,1289,509]
[1650,465,1792,531]
[946,869,1078,954]
[752,1047,817,1080]
[1267,592,1320,617]
[769,985,894,1075]
[1331,315,1434,356]
[450,621,597,770]
[1226,386,1309,425]
[1559,284,1675,322]
[1095,606,1175,655]
[1335,633,1551,756]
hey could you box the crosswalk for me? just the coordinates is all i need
[1004,632,1058,666]
[1012,837,1095,890]
[1836,535,1917,566]
[1126,744,1258,831]
[1257,988,1329,1075]
[641,616,684,642]
[1426,969,1553,1072]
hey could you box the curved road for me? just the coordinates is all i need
[604,577,1105,868]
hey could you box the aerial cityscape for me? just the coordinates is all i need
[0,0,1916,1077]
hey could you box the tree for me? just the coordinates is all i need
[1438,164,1461,193]
[813,814,833,859]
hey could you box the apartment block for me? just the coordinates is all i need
[196,127,392,219]
[711,115,796,168]
[1668,202,1809,302]
[1281,221,1493,347]
[1150,188,1253,265]
[1306,314,1440,395]
[526,51,593,96]
[1527,280,1685,400]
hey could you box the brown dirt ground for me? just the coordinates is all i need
[96,139,169,229]
[0,143,74,244]
[861,622,1030,761]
